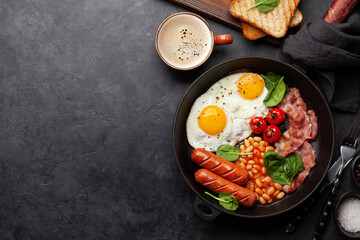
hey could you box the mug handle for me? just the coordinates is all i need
[214,34,233,46]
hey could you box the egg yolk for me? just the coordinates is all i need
[237,73,265,99]
[198,105,226,135]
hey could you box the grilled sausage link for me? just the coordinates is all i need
[323,0,359,23]
[191,148,249,186]
[195,169,256,207]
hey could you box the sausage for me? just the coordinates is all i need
[323,0,359,23]
[191,148,249,186]
[195,169,256,207]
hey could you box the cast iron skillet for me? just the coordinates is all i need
[173,57,334,219]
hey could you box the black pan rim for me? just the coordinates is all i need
[173,56,334,218]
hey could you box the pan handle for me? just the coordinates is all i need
[193,196,221,221]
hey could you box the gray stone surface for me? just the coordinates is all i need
[0,0,359,239]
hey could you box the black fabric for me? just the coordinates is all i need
[283,9,360,113]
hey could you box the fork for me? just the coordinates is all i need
[313,121,360,240]
[325,136,360,189]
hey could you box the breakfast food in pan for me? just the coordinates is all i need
[191,148,250,185]
[236,136,287,205]
[274,88,318,193]
[186,72,269,151]
[195,169,257,207]
[186,71,318,210]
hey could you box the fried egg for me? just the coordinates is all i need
[186,72,269,151]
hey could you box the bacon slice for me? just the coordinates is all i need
[272,88,319,192]
[308,110,318,141]
[274,88,318,157]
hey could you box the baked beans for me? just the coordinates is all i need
[235,136,286,205]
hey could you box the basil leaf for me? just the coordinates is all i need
[264,151,303,185]
[284,153,303,181]
[263,77,287,107]
[247,0,280,13]
[206,192,239,211]
[216,144,251,161]
[261,72,282,90]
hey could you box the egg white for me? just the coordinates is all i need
[186,72,269,151]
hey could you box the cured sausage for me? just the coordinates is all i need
[191,148,249,186]
[323,0,359,23]
[195,169,256,207]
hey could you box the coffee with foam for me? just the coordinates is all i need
[156,13,213,70]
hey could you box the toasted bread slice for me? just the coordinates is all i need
[230,0,301,38]
[289,9,303,28]
[241,21,267,40]
[241,9,303,40]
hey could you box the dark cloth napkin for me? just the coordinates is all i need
[283,9,360,113]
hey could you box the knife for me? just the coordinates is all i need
[285,145,360,234]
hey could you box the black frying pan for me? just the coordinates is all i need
[173,57,334,219]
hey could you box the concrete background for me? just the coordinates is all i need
[0,0,359,239]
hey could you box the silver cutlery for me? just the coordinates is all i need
[286,124,360,234]
[323,140,360,190]
[313,121,360,240]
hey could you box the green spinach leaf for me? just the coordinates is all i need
[257,0,280,12]
[247,0,280,13]
[263,151,291,185]
[205,192,239,211]
[216,144,252,161]
[263,77,287,107]
[269,167,291,185]
[284,153,303,181]
[261,72,282,90]
[263,151,304,185]
[262,78,278,102]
